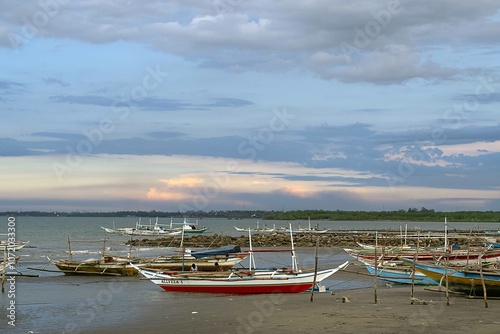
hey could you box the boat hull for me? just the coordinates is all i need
[52,260,138,276]
[345,248,500,266]
[363,263,437,285]
[135,261,349,294]
[138,255,245,272]
[157,282,314,294]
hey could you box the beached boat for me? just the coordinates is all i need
[402,258,500,296]
[132,261,348,294]
[137,253,246,272]
[135,245,247,272]
[133,225,349,294]
[360,259,437,285]
[50,256,138,276]
[344,247,500,267]
[48,241,246,275]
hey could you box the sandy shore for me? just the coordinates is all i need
[95,270,500,334]
[11,246,500,334]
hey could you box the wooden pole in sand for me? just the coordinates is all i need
[466,227,472,268]
[445,251,450,306]
[479,253,488,308]
[411,228,420,301]
[374,231,378,304]
[310,238,319,302]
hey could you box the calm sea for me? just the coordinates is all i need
[1,216,500,333]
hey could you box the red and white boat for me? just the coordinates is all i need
[133,225,349,294]
[132,261,348,294]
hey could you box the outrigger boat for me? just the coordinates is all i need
[234,221,275,233]
[0,240,30,251]
[360,259,437,285]
[133,225,349,294]
[133,245,248,272]
[344,247,500,266]
[402,258,500,296]
[164,218,208,234]
[103,218,207,236]
[50,256,138,276]
[46,238,246,275]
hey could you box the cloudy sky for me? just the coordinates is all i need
[1,0,500,212]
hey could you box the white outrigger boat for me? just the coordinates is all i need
[0,240,30,251]
[133,224,348,294]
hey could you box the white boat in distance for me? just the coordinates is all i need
[102,218,206,236]
[234,220,275,233]
[0,240,30,251]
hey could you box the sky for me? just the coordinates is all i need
[1,0,500,213]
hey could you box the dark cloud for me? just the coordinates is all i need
[455,92,500,104]
[43,77,70,87]
[0,79,26,93]
[2,0,498,84]
[147,131,186,139]
[49,94,252,111]
[50,95,116,106]
[205,98,254,107]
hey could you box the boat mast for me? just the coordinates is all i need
[248,228,255,271]
[404,223,408,247]
[444,217,448,250]
[289,223,299,272]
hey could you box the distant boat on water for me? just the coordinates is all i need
[102,218,207,236]
[0,240,30,251]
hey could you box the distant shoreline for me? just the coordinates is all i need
[2,209,500,222]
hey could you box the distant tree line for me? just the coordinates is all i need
[1,208,500,222]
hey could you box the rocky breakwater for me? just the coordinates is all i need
[126,231,492,249]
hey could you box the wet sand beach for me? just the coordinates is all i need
[108,283,499,334]
[13,269,496,334]
[99,271,500,334]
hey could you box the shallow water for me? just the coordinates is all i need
[1,216,499,333]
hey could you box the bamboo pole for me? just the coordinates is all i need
[411,228,420,302]
[479,253,488,308]
[310,238,319,302]
[445,250,450,306]
[466,227,472,268]
[67,235,72,261]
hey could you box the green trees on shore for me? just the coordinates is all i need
[1,208,500,222]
